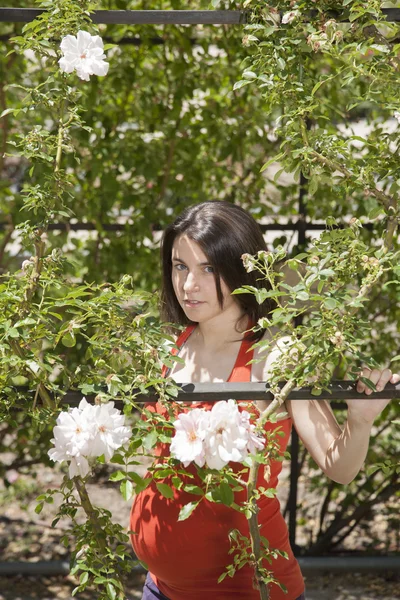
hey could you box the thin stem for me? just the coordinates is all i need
[245,378,298,600]
[74,477,107,554]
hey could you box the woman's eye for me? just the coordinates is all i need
[204,265,214,274]
[174,263,186,271]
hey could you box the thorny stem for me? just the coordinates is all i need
[11,101,69,410]
[246,379,297,600]
[73,477,107,554]
[73,477,127,597]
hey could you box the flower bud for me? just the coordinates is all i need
[309,255,320,264]
[241,253,255,273]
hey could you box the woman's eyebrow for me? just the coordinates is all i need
[172,257,211,266]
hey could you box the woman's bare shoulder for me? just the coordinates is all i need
[251,327,293,382]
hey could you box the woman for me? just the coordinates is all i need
[130,201,399,600]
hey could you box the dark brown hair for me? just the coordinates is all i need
[160,201,273,341]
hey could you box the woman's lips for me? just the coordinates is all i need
[184,300,204,308]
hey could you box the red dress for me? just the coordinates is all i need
[130,326,304,600]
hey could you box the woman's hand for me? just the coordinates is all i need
[346,367,400,425]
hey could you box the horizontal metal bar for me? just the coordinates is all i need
[1,555,399,576]
[0,33,168,45]
[0,9,246,25]
[0,221,374,233]
[0,8,399,25]
[8,381,400,407]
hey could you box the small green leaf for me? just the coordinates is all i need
[106,582,116,600]
[143,429,158,450]
[178,501,201,521]
[242,70,258,80]
[360,377,377,392]
[297,291,309,301]
[218,482,234,506]
[260,152,285,173]
[183,484,204,496]
[156,483,175,499]
[61,332,76,347]
[120,479,133,501]
[324,298,337,309]
[233,79,251,91]
[109,470,126,482]
[0,108,16,118]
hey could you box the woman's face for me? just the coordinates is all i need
[171,235,240,325]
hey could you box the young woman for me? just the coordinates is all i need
[130,201,399,600]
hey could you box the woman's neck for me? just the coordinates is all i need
[194,312,249,353]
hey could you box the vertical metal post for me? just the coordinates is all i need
[288,165,308,554]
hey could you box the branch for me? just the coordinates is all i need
[308,474,399,554]
[309,150,392,211]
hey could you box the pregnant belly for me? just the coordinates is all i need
[130,477,288,586]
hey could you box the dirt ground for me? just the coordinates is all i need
[1,462,399,600]
[0,571,399,600]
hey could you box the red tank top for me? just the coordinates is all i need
[130,326,304,600]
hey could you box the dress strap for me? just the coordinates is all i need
[228,335,254,383]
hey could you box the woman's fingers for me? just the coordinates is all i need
[357,368,394,395]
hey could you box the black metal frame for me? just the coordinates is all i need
[1,8,400,24]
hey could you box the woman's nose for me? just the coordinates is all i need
[183,272,199,292]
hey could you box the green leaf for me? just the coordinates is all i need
[120,479,133,501]
[0,108,17,118]
[183,484,204,496]
[260,152,285,173]
[242,70,258,80]
[218,482,234,506]
[319,269,335,277]
[324,298,337,309]
[389,355,400,362]
[109,470,126,482]
[143,429,158,450]
[360,377,377,392]
[106,582,116,600]
[156,483,175,499]
[233,79,251,91]
[178,501,201,521]
[297,291,309,301]
[61,332,76,347]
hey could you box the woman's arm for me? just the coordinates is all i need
[285,398,371,484]
[254,334,399,484]
[285,368,399,485]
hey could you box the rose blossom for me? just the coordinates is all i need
[48,398,131,478]
[170,408,209,467]
[171,400,265,471]
[59,30,109,81]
